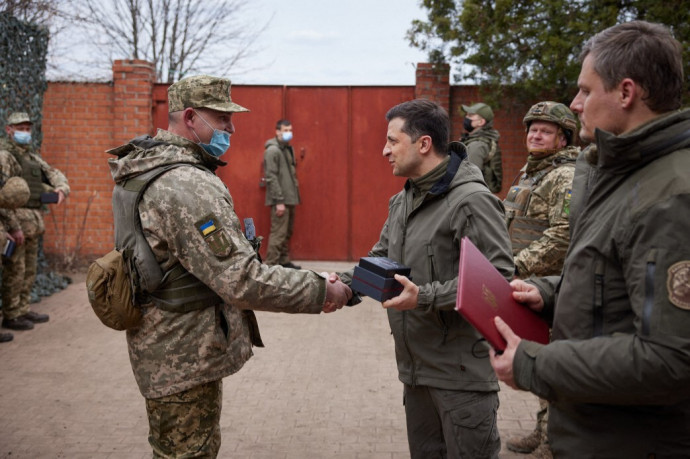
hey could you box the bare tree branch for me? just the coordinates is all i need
[61,0,264,82]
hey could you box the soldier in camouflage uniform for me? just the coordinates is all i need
[504,102,579,459]
[107,75,352,458]
[0,175,31,342]
[0,112,70,331]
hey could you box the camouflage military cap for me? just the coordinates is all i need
[523,101,577,135]
[0,176,31,209]
[462,103,494,122]
[6,112,32,125]
[168,75,249,113]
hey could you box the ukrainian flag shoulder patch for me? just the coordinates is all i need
[195,213,232,258]
[196,214,221,237]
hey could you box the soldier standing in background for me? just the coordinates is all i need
[0,112,70,331]
[107,75,351,457]
[263,119,301,268]
[0,175,31,342]
[461,102,503,193]
[503,101,580,459]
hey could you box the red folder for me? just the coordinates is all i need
[455,237,549,351]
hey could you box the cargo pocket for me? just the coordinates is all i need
[447,393,500,459]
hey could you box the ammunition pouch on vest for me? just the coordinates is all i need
[12,151,45,209]
[114,164,222,313]
[504,165,555,255]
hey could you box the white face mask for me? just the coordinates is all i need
[13,131,31,144]
[281,131,293,142]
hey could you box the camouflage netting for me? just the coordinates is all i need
[0,13,70,307]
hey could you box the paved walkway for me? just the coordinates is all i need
[0,261,539,458]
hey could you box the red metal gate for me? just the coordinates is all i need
[152,84,413,261]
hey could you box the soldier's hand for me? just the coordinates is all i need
[57,190,66,205]
[323,274,352,312]
[275,203,286,217]
[10,229,24,246]
[382,274,418,311]
[510,279,545,312]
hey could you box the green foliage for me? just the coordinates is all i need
[409,0,690,107]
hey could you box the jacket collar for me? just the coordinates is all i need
[404,141,467,196]
[594,108,690,174]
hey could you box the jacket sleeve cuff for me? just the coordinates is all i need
[417,286,433,310]
[513,339,544,391]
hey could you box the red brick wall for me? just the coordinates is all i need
[41,60,155,260]
[38,61,530,262]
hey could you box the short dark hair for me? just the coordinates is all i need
[385,99,449,155]
[580,21,683,112]
[276,119,291,129]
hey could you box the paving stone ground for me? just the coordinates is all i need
[0,261,539,458]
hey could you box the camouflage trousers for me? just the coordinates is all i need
[146,380,222,458]
[265,204,295,265]
[1,235,39,320]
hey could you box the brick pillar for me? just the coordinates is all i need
[112,59,156,145]
[415,62,451,112]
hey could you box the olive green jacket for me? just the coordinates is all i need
[263,137,300,206]
[462,124,501,192]
[514,109,690,457]
[343,143,514,391]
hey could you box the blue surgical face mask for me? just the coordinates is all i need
[281,131,293,142]
[13,131,31,145]
[194,111,230,157]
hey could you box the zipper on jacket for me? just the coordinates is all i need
[642,249,657,336]
[426,244,449,344]
[592,260,605,337]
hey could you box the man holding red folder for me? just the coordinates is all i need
[490,21,690,457]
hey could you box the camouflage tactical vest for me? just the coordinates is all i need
[504,160,573,255]
[11,150,44,208]
[113,164,223,311]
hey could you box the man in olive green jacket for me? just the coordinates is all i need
[461,102,502,193]
[263,119,300,268]
[491,21,690,458]
[342,99,513,459]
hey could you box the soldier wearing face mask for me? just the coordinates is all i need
[460,102,503,193]
[263,119,301,268]
[0,111,70,332]
[106,75,351,457]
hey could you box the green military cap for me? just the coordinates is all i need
[462,103,494,122]
[167,75,249,113]
[6,112,32,125]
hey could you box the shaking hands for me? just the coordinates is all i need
[322,272,352,313]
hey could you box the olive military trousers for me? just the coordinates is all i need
[404,384,500,459]
[265,204,295,266]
